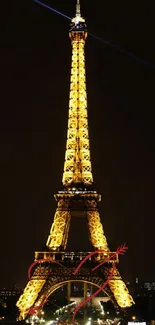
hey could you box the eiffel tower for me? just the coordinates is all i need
[17,0,134,320]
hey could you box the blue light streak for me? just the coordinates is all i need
[89,33,155,69]
[33,0,71,20]
[33,0,155,69]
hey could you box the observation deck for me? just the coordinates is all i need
[35,251,119,264]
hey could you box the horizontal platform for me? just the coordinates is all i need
[34,251,118,263]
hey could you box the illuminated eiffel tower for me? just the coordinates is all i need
[17,0,134,320]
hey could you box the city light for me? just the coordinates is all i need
[128,323,146,325]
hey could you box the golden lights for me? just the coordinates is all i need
[16,4,134,319]
[62,37,93,186]
[16,279,45,319]
[109,279,134,308]
[46,199,71,250]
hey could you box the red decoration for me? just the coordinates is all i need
[27,244,128,319]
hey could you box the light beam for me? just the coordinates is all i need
[33,0,71,20]
[33,0,155,69]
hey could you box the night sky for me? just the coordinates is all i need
[0,0,155,288]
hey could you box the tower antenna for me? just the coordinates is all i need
[76,0,81,16]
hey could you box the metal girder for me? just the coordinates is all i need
[62,32,93,186]
[46,199,71,250]
[16,3,134,320]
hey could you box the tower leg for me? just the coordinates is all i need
[104,266,134,308]
[46,199,71,250]
[86,200,109,251]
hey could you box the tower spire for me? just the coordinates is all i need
[76,0,81,17]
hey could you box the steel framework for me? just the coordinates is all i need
[16,1,134,320]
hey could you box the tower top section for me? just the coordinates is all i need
[69,0,87,39]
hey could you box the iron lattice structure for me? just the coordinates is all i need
[16,0,134,320]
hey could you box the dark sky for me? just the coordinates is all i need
[0,0,155,288]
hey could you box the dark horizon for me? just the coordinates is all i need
[0,0,155,288]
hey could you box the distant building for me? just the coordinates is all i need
[0,286,23,300]
[126,278,155,298]
[144,282,155,291]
